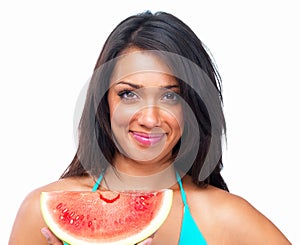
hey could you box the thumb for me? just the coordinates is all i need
[41,227,63,245]
[138,237,153,245]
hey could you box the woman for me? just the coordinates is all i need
[9,11,291,244]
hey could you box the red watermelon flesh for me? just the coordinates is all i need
[40,190,173,245]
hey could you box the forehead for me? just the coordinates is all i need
[110,48,177,86]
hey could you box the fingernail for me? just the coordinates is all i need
[41,228,50,240]
[145,240,152,245]
[139,238,152,245]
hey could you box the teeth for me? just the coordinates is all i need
[134,132,164,138]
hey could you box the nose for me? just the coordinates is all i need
[137,106,162,128]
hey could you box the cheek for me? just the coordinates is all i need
[176,115,184,136]
[108,92,131,128]
[164,107,184,135]
[110,104,135,129]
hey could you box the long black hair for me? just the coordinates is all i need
[61,11,229,191]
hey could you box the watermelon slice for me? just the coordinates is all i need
[40,189,173,245]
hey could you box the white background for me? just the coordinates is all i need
[1,0,299,244]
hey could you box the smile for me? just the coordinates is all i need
[130,131,166,146]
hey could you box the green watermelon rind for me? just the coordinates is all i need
[40,189,173,245]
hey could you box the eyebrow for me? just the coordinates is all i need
[115,81,179,90]
[116,81,141,89]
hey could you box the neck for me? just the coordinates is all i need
[112,151,175,175]
[101,164,178,191]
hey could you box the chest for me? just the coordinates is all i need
[150,191,186,244]
[150,188,221,245]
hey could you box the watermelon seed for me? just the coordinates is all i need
[145,193,155,199]
[75,214,84,221]
[56,203,63,210]
[62,208,68,213]
[69,219,74,224]
[135,202,148,211]
[88,221,93,228]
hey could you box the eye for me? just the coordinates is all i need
[161,91,180,104]
[118,90,139,101]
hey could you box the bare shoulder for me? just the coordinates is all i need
[9,176,91,245]
[183,178,291,244]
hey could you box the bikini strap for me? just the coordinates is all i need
[92,169,105,192]
[176,171,188,207]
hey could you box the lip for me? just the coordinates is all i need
[130,131,166,146]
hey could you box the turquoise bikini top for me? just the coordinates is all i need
[64,171,207,245]
[175,172,207,245]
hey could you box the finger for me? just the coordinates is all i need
[137,237,153,245]
[41,227,63,245]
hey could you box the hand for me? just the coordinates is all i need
[41,227,153,245]
[41,227,63,245]
[137,237,153,245]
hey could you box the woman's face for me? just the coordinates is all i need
[107,48,184,164]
